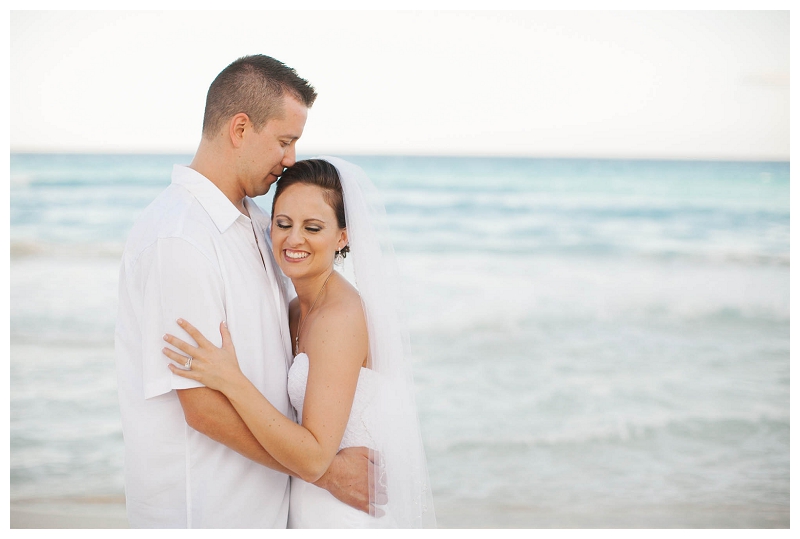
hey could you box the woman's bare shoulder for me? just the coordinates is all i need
[306,275,368,363]
[333,276,365,316]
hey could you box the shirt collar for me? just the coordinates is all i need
[245,197,273,233]
[171,165,244,233]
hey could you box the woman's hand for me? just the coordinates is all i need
[164,319,245,394]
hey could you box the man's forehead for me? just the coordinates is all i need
[257,94,305,123]
[270,95,307,133]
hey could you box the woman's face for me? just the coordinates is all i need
[270,182,347,281]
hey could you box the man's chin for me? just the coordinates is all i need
[264,174,280,190]
[251,179,277,198]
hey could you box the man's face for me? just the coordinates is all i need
[239,95,308,198]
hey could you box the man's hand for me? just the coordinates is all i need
[314,446,387,516]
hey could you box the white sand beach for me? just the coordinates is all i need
[11,498,129,529]
[10,497,789,529]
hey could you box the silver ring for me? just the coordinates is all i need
[184,356,193,369]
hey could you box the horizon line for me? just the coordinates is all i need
[8,149,790,164]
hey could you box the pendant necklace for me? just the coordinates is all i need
[295,270,334,356]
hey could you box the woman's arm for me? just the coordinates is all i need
[165,305,368,483]
[175,385,294,475]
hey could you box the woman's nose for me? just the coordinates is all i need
[286,226,303,246]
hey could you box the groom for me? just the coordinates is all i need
[115,55,372,528]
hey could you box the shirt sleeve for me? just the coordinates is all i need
[140,236,225,399]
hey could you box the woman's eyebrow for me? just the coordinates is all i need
[274,214,327,224]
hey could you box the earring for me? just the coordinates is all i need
[334,250,344,266]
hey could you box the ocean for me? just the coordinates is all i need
[9,154,790,528]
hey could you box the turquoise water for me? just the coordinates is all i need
[9,154,789,527]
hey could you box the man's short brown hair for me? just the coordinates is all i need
[202,55,317,139]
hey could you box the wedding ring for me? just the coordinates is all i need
[184,356,193,369]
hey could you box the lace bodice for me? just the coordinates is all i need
[287,353,378,450]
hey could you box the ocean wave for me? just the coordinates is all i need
[11,241,124,259]
[382,189,789,215]
[424,413,789,452]
[11,175,170,188]
[11,333,115,348]
[10,173,35,186]
[399,252,789,333]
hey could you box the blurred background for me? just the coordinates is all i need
[9,9,790,528]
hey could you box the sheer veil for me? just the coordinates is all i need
[320,156,436,528]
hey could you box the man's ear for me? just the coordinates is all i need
[229,113,250,148]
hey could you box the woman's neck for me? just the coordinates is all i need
[293,269,336,316]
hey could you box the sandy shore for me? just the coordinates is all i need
[11,498,129,529]
[10,497,788,529]
[433,501,790,528]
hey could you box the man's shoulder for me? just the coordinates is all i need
[123,184,217,263]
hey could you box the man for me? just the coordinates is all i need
[115,55,371,528]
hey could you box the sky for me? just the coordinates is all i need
[9,9,791,160]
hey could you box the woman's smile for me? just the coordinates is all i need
[271,183,348,281]
[284,249,310,261]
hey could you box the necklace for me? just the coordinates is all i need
[295,270,334,356]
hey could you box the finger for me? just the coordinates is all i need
[162,347,193,368]
[168,363,199,381]
[370,505,386,518]
[367,449,388,503]
[220,321,235,352]
[176,318,212,347]
[372,491,389,505]
[368,449,383,468]
[163,333,199,358]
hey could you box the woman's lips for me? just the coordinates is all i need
[283,249,309,262]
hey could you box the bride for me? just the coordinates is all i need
[162,157,435,528]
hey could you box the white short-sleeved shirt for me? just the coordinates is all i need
[115,165,295,528]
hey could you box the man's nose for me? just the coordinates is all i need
[281,145,296,168]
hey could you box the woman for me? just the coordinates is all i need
[163,157,435,528]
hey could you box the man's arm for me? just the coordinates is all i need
[147,237,372,511]
[178,386,375,513]
[177,386,291,473]
[147,238,282,470]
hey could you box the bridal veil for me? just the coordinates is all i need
[320,156,436,528]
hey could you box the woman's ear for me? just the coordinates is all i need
[337,228,348,251]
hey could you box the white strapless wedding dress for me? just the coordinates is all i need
[287,353,392,528]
